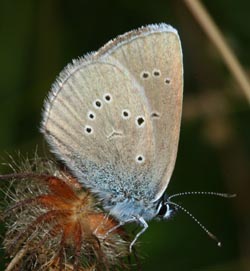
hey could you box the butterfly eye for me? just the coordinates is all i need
[157,203,167,216]
[157,203,171,219]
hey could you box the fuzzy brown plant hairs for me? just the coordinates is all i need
[0,155,138,271]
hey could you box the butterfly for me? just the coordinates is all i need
[41,23,183,250]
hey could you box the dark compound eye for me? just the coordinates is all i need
[157,203,172,219]
[158,204,168,216]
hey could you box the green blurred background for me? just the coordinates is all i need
[0,0,249,270]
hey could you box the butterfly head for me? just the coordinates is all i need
[155,193,177,220]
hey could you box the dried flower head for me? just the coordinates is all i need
[0,155,135,271]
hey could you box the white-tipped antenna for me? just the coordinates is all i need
[168,200,222,247]
[169,191,236,201]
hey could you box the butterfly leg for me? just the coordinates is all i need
[102,217,136,238]
[103,221,125,238]
[129,217,148,252]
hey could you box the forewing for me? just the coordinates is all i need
[41,56,156,199]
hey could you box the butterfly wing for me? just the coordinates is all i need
[97,24,183,201]
[41,56,157,201]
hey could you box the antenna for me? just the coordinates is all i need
[167,200,222,247]
[169,191,236,201]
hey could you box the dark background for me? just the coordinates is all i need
[0,0,250,270]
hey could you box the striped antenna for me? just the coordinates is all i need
[168,200,222,247]
[169,191,236,201]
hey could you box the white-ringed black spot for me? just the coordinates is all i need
[84,125,93,135]
[136,116,145,127]
[93,99,102,109]
[122,109,131,119]
[165,78,171,84]
[152,69,161,77]
[87,111,96,120]
[140,71,150,79]
[135,155,145,164]
[103,93,112,103]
